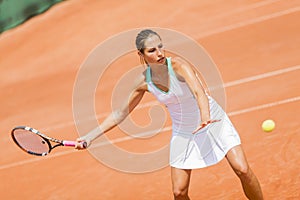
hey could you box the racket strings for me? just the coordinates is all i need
[13,129,50,155]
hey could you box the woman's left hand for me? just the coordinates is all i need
[192,119,221,134]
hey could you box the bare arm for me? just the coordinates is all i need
[76,74,147,148]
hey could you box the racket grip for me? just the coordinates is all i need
[63,140,76,146]
[63,140,87,148]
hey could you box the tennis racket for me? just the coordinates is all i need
[11,126,86,156]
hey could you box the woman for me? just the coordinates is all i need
[76,29,263,200]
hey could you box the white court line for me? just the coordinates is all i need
[224,65,300,88]
[196,6,300,38]
[159,0,282,28]
[1,95,299,170]
[228,96,300,116]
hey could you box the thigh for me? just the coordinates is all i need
[171,167,192,190]
[226,145,249,173]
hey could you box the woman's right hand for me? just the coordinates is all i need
[75,136,91,150]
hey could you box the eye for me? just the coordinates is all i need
[158,44,163,49]
[148,48,156,53]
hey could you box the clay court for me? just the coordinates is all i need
[1,0,299,199]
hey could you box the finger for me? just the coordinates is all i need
[75,140,87,149]
[207,119,221,124]
[192,124,205,134]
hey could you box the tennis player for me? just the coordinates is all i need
[76,29,263,200]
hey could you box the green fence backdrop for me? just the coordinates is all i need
[0,0,63,33]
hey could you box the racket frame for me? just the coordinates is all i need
[11,126,77,156]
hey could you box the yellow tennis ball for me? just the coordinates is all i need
[262,119,275,132]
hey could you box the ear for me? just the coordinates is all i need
[138,51,146,65]
[137,51,143,57]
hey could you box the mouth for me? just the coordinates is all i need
[157,57,165,63]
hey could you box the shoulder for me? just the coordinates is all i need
[117,66,148,92]
[133,67,148,92]
[171,56,187,64]
[170,57,195,80]
[171,57,192,71]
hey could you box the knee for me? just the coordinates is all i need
[173,186,188,198]
[234,163,253,180]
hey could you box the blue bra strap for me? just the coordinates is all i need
[167,57,176,77]
[146,67,151,83]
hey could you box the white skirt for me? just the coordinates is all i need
[169,100,241,169]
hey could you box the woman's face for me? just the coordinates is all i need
[141,35,166,65]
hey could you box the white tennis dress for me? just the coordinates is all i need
[146,57,241,169]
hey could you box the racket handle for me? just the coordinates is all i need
[63,140,87,148]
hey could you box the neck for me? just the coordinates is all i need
[148,63,167,71]
[147,59,168,69]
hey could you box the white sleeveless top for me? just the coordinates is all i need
[146,57,201,135]
[146,57,241,169]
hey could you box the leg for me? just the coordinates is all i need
[171,167,192,200]
[226,145,264,200]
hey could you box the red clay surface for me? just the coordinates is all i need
[1,0,300,199]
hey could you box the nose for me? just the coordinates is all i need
[157,48,163,56]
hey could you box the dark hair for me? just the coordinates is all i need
[135,29,161,53]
